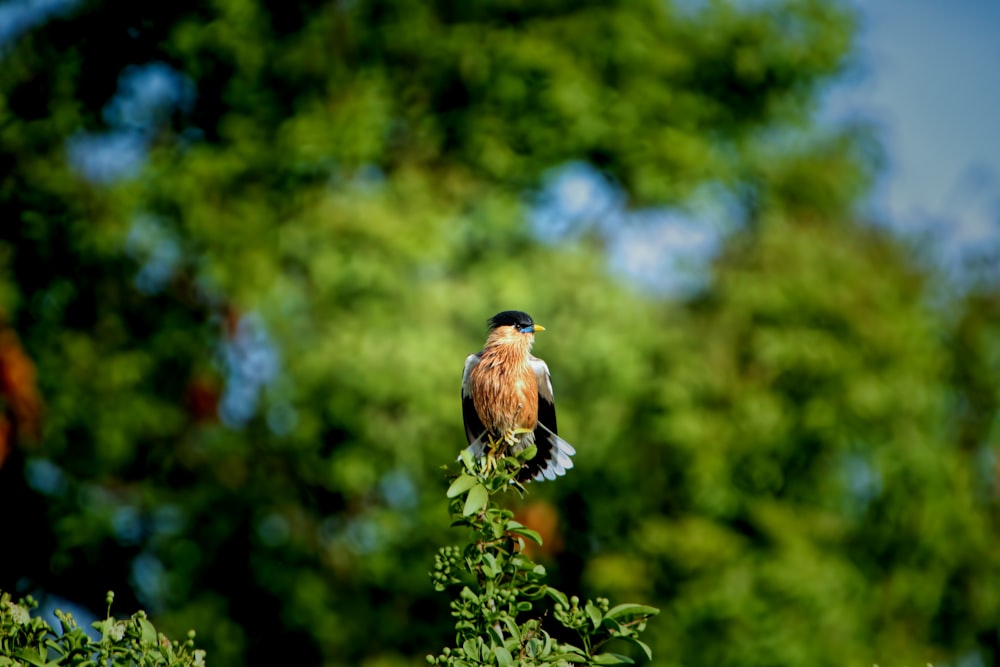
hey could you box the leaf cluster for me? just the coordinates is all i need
[429,451,657,666]
[0,591,205,667]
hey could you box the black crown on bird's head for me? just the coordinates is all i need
[488,310,536,332]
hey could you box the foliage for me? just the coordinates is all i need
[1,0,1000,666]
[0,590,205,667]
[429,450,657,666]
[586,218,1000,667]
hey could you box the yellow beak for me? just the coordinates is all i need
[533,324,545,332]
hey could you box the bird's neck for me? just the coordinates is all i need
[482,330,533,364]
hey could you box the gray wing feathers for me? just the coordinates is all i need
[530,356,555,404]
[530,423,576,482]
[461,353,480,399]
[461,353,489,456]
[528,355,575,482]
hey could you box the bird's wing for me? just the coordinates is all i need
[524,355,575,482]
[529,355,558,433]
[461,352,487,451]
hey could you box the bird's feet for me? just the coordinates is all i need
[504,427,533,447]
[479,428,533,475]
[480,434,503,474]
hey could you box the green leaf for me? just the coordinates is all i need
[501,617,520,643]
[495,646,514,667]
[508,525,543,546]
[601,617,624,633]
[586,601,603,629]
[604,604,660,620]
[14,650,46,667]
[481,553,497,578]
[138,618,157,644]
[520,584,544,598]
[625,638,654,661]
[592,652,635,665]
[487,625,504,648]
[447,474,478,498]
[546,588,569,608]
[463,483,488,516]
[460,449,476,472]
[97,618,113,642]
[541,631,553,656]
[525,634,550,660]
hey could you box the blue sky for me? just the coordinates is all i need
[832,0,1000,269]
[595,0,1000,293]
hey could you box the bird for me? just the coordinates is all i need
[461,310,575,482]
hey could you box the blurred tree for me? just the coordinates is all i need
[2,0,998,666]
[572,216,999,666]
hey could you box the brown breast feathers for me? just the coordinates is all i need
[469,335,539,438]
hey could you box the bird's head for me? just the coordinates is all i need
[488,310,545,336]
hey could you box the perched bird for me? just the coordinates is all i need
[461,310,575,482]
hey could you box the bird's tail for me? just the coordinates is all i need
[523,423,575,483]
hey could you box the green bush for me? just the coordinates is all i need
[0,591,205,667]
[429,449,658,666]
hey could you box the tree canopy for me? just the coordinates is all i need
[2,0,999,666]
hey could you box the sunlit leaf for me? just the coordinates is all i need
[604,604,660,621]
[447,474,478,498]
[463,484,489,516]
[592,652,635,665]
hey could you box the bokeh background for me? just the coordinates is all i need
[2,0,1000,665]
